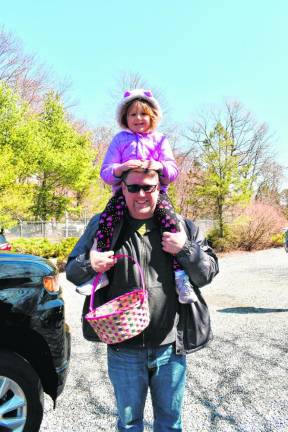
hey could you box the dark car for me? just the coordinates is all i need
[0,252,71,432]
[0,233,12,251]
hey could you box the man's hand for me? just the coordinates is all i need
[90,249,116,273]
[161,224,187,255]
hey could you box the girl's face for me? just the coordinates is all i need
[126,101,151,134]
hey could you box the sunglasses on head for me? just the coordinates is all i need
[123,182,158,193]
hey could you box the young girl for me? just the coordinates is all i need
[78,89,195,303]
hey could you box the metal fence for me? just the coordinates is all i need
[7,217,214,240]
[8,218,88,240]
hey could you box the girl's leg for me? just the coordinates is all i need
[95,191,127,251]
[154,193,196,303]
[154,192,181,270]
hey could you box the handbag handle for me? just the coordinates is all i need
[89,254,146,312]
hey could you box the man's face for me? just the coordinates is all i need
[122,171,160,219]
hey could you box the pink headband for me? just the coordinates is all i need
[124,90,153,98]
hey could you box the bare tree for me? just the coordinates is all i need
[255,158,285,204]
[108,71,169,122]
[280,189,288,218]
[184,100,275,189]
[0,27,73,112]
[0,28,49,106]
[92,126,115,160]
[115,71,148,93]
[173,155,205,218]
[224,101,273,180]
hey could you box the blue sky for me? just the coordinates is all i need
[1,0,288,184]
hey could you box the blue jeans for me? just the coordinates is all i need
[107,344,186,431]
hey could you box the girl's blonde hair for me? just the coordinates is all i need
[119,99,160,131]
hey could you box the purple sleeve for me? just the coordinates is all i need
[100,134,123,185]
[158,136,179,184]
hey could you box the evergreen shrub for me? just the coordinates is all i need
[11,237,78,271]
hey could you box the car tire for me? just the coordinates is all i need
[0,350,44,432]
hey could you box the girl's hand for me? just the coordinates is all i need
[90,249,116,273]
[141,160,163,171]
[161,224,187,255]
[114,160,142,177]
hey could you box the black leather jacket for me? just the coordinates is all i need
[66,214,219,354]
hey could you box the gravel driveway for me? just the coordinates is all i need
[40,248,288,432]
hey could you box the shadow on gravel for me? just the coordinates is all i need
[186,333,288,431]
[217,307,288,314]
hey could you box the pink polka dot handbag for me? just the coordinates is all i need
[85,254,150,344]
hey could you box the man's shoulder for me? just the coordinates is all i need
[177,214,196,227]
[84,213,101,234]
[87,213,101,226]
[67,214,101,260]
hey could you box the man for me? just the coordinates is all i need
[66,168,218,431]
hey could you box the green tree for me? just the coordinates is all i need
[193,122,252,237]
[33,92,96,220]
[0,82,38,228]
[185,100,275,194]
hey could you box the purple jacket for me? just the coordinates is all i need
[100,130,179,193]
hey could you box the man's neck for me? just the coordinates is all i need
[127,215,156,235]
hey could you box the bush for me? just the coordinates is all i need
[11,238,57,258]
[232,202,287,251]
[11,237,78,271]
[271,232,286,247]
[207,202,288,252]
[207,225,238,252]
[55,237,78,271]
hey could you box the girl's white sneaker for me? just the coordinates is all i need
[76,272,109,296]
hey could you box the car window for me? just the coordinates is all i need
[0,262,42,289]
[0,234,6,243]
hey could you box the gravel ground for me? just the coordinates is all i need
[40,248,288,432]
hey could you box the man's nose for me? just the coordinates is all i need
[138,188,146,197]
